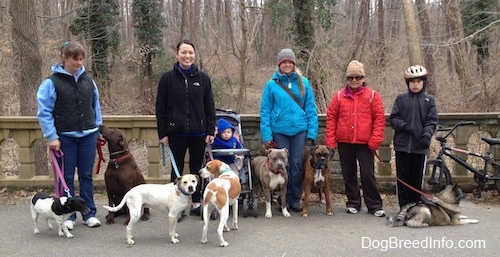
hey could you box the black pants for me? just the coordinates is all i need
[337,143,383,213]
[168,135,206,203]
[395,151,426,208]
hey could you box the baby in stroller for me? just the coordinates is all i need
[209,115,257,217]
[212,118,245,180]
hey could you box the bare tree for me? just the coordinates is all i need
[347,0,369,61]
[9,0,42,116]
[443,0,472,98]
[401,0,422,65]
[415,0,436,95]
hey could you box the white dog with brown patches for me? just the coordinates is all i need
[102,174,198,245]
[199,160,241,247]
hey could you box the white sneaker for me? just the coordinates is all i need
[85,217,101,227]
[63,220,75,230]
[374,210,386,217]
[346,207,358,214]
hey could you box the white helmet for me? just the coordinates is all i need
[404,65,428,79]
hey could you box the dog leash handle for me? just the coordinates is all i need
[162,144,181,179]
[50,149,72,198]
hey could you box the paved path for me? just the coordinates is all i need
[1,197,499,257]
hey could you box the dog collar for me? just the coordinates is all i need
[110,152,131,169]
[265,159,283,175]
[220,166,233,175]
[177,183,192,196]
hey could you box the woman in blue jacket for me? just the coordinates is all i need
[260,48,318,212]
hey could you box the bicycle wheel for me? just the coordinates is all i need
[494,166,500,195]
[424,159,453,193]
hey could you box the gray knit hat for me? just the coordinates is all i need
[277,48,296,66]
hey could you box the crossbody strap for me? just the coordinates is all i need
[274,79,304,110]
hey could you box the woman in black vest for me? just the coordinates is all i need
[37,41,102,229]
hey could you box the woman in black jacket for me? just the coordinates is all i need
[156,39,216,216]
[389,65,438,209]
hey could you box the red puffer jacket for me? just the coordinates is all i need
[325,85,385,150]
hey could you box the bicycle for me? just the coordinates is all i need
[425,120,500,197]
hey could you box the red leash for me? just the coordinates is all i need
[95,138,107,174]
[50,149,71,198]
[373,149,432,199]
[396,176,433,199]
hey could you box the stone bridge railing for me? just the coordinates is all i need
[1,113,499,192]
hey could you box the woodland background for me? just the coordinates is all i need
[0,0,500,117]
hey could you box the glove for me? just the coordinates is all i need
[420,133,432,149]
[264,141,276,149]
[306,138,315,146]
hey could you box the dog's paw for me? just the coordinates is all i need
[201,239,208,244]
[34,228,40,234]
[220,241,229,247]
[264,212,272,219]
[302,213,309,218]
[232,223,238,230]
[171,238,180,244]
[282,209,291,218]
[326,211,334,216]
[127,239,135,245]
[66,233,74,238]
[224,225,231,232]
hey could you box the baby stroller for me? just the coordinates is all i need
[203,108,257,217]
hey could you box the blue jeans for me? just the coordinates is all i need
[273,131,306,207]
[58,132,98,221]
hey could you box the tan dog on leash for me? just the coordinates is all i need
[302,145,335,217]
[251,148,290,218]
[199,160,241,247]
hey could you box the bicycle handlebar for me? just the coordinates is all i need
[435,120,475,142]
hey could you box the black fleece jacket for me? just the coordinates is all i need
[155,63,216,139]
[389,84,438,154]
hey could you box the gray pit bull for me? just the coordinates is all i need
[251,148,290,218]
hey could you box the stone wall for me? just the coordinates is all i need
[1,113,499,192]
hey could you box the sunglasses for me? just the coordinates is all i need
[347,76,365,81]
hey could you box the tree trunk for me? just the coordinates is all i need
[415,0,436,95]
[10,0,42,116]
[443,0,471,99]
[401,0,422,66]
[347,0,369,61]
[236,0,248,113]
[376,0,386,67]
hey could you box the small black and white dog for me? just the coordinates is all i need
[30,192,90,238]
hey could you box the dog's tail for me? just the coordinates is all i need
[102,192,129,212]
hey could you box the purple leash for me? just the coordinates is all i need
[50,149,71,198]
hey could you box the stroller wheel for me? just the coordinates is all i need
[242,198,249,217]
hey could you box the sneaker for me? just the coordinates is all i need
[85,217,101,227]
[373,210,386,217]
[346,207,358,214]
[190,205,201,216]
[177,210,186,222]
[63,220,75,230]
[289,203,302,213]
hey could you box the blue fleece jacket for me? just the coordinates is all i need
[36,64,102,141]
[260,69,318,142]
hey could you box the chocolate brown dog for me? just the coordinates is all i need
[302,145,334,217]
[100,125,149,224]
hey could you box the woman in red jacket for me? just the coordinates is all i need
[325,60,386,217]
